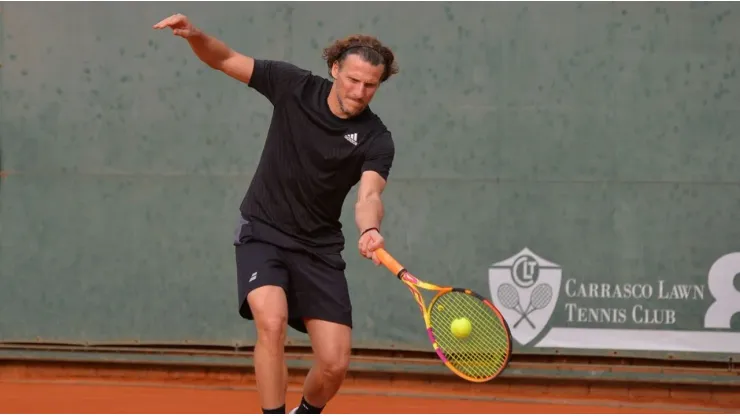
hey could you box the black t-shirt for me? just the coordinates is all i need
[237,59,395,260]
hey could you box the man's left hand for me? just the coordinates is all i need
[358,228,384,266]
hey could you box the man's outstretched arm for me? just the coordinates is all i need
[153,14,254,84]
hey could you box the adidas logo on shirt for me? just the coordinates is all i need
[344,133,358,146]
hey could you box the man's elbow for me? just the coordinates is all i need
[356,191,382,207]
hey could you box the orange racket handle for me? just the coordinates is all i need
[375,248,406,278]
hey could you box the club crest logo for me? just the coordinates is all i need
[488,248,562,346]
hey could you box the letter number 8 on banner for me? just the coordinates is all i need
[705,252,740,329]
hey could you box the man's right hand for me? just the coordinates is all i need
[153,14,199,38]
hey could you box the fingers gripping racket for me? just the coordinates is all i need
[375,248,512,383]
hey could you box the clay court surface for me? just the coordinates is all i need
[0,381,718,414]
[1,361,735,414]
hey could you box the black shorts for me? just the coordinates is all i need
[234,218,352,334]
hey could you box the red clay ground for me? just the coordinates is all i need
[0,359,736,414]
[0,380,731,414]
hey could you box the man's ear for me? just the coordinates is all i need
[331,61,340,79]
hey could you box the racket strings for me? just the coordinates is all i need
[429,291,509,381]
[434,299,508,377]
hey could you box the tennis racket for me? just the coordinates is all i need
[375,247,512,383]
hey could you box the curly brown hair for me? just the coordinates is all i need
[322,34,399,83]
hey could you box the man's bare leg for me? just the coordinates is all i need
[292,319,351,414]
[248,285,290,413]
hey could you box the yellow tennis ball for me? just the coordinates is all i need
[450,318,472,338]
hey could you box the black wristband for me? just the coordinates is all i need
[361,227,379,236]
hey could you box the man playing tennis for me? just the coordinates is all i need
[154,14,398,414]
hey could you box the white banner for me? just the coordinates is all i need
[488,249,740,354]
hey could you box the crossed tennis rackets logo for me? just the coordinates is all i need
[488,248,562,346]
[497,282,554,329]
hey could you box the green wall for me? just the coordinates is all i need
[1,2,739,361]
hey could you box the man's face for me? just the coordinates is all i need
[331,54,384,117]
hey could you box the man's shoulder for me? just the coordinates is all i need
[251,59,329,93]
[253,58,308,73]
[357,109,392,140]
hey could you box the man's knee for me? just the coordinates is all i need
[319,349,350,381]
[306,319,351,381]
[256,314,288,345]
[248,285,288,345]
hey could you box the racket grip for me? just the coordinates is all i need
[375,248,406,277]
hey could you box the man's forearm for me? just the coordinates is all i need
[187,29,234,69]
[355,197,384,233]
